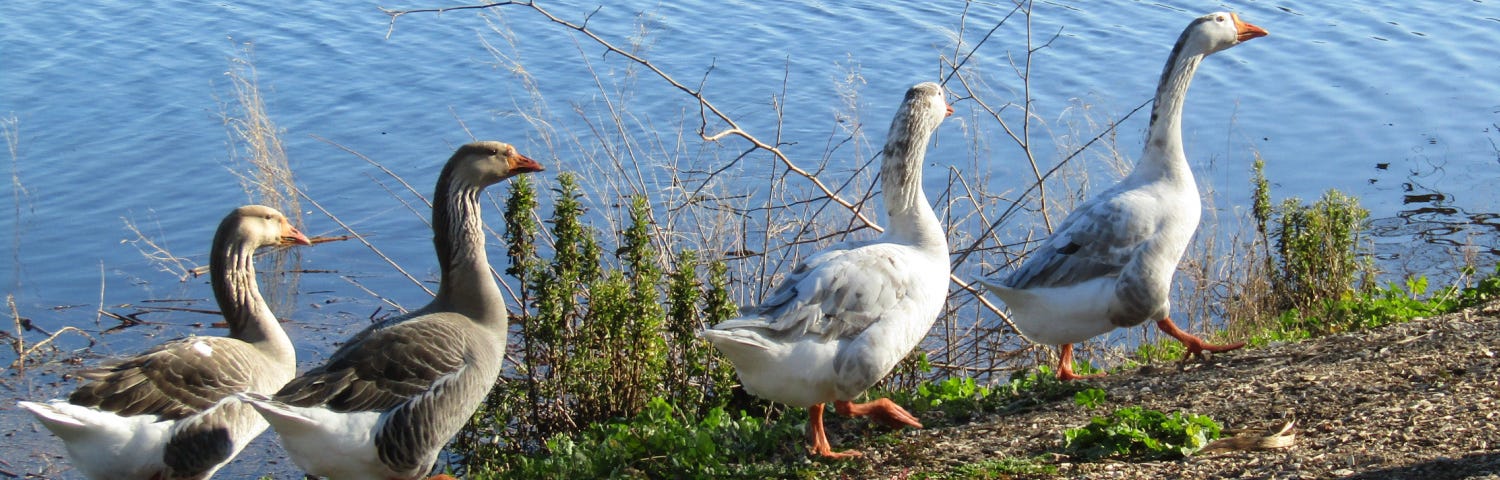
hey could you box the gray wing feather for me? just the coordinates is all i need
[162,399,256,478]
[733,242,912,342]
[1004,194,1155,290]
[68,337,260,421]
[376,364,481,477]
[275,314,472,412]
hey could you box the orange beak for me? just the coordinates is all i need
[280,223,313,246]
[945,104,955,117]
[1233,13,1269,42]
[508,152,546,175]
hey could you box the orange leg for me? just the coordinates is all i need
[807,403,862,459]
[1056,343,1105,381]
[834,398,923,429]
[1156,316,1244,361]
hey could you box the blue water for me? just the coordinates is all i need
[2,0,1497,476]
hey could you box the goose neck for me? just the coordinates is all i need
[880,124,945,250]
[211,239,293,363]
[431,177,507,325]
[1139,50,1204,181]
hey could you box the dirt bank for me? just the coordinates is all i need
[857,301,1500,479]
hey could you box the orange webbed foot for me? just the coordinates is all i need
[1056,343,1105,381]
[806,403,864,460]
[834,398,923,429]
[1156,317,1245,361]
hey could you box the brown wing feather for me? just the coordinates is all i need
[67,336,259,421]
[276,312,472,412]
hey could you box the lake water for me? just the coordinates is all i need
[2,0,1497,477]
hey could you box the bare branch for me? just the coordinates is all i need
[386,1,884,231]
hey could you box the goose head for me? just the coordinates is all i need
[223,204,312,249]
[883,82,952,159]
[448,141,546,188]
[1182,12,1268,57]
[900,82,952,134]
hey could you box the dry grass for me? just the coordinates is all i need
[4,114,27,289]
[121,212,196,281]
[223,42,301,224]
[221,40,304,317]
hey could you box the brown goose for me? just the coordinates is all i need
[702,82,953,458]
[17,205,311,479]
[241,141,543,479]
[978,12,1268,380]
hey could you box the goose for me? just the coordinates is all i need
[978,12,1268,380]
[702,82,952,458]
[239,141,543,480]
[18,205,311,479]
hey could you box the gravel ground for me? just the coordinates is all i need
[852,300,1500,479]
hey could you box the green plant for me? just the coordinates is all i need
[981,369,1088,416]
[1456,264,1500,307]
[1250,153,1275,272]
[1062,406,1222,461]
[1271,189,1374,315]
[1073,388,1106,409]
[911,456,1059,479]
[1332,276,1453,329]
[954,457,1059,477]
[908,376,991,420]
[472,397,809,479]
[1249,264,1500,347]
[457,175,744,468]
[1128,337,1188,365]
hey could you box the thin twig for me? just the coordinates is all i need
[295,186,434,296]
[385,1,884,231]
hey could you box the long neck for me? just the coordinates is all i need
[1135,43,1204,183]
[431,171,507,325]
[211,236,293,363]
[880,121,945,251]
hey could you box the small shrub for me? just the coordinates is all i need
[1271,189,1374,315]
[1062,406,1222,461]
[456,174,743,469]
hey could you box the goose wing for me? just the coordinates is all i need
[1003,191,1158,290]
[274,313,474,413]
[67,336,261,420]
[722,242,925,342]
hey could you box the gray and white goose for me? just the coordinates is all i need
[18,205,311,479]
[240,141,543,480]
[978,12,1268,380]
[702,82,952,458]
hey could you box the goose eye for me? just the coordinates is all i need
[1216,15,1226,22]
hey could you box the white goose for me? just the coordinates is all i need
[18,205,311,480]
[702,82,952,458]
[239,141,542,480]
[978,12,1268,380]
